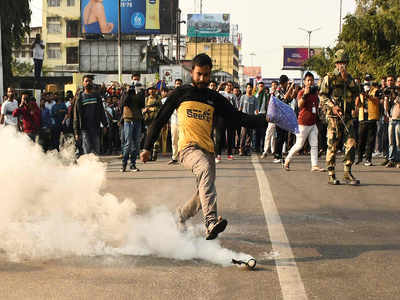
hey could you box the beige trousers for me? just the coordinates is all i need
[171,124,179,160]
[178,146,217,226]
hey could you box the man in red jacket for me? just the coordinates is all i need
[13,91,41,142]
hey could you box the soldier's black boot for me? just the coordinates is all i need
[327,167,340,185]
[343,166,360,185]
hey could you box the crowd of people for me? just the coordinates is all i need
[1,55,399,180]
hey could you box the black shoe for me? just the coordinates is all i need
[120,163,127,172]
[152,151,158,161]
[381,159,389,166]
[168,159,178,165]
[130,165,140,172]
[355,159,362,165]
[205,217,228,240]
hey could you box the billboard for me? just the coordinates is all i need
[159,65,191,87]
[81,0,178,35]
[187,14,230,38]
[79,40,148,73]
[243,66,262,78]
[282,47,323,70]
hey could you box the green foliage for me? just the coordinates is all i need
[0,0,31,88]
[11,58,33,76]
[306,0,400,80]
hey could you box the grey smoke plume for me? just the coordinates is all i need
[0,128,251,266]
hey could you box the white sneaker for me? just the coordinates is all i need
[215,155,222,164]
[260,152,267,159]
[273,158,281,164]
[372,152,381,158]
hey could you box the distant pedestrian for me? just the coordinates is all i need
[0,87,19,129]
[12,92,41,142]
[73,75,109,155]
[31,34,45,81]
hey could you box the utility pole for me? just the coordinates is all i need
[176,9,181,64]
[298,27,321,59]
[339,0,343,34]
[0,16,3,99]
[118,0,122,84]
[200,0,202,14]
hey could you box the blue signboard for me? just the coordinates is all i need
[81,0,177,35]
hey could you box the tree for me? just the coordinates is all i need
[0,0,31,89]
[11,58,33,76]
[305,0,400,80]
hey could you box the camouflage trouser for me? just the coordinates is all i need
[326,117,356,173]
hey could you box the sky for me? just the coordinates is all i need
[30,0,356,78]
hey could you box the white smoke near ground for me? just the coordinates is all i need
[0,128,252,266]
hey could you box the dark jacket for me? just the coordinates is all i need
[73,91,108,135]
[120,88,145,121]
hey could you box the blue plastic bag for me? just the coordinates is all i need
[267,96,299,134]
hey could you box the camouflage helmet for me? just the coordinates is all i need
[333,49,349,63]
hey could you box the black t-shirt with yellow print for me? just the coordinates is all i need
[144,85,268,154]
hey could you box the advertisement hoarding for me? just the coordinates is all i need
[187,14,230,38]
[81,0,178,35]
[243,66,262,78]
[79,40,148,73]
[159,65,191,87]
[282,47,323,70]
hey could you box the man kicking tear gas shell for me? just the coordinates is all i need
[140,54,269,240]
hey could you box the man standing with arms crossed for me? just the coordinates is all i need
[319,49,360,185]
[140,54,269,240]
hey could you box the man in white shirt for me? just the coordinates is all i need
[0,87,19,128]
[31,34,45,80]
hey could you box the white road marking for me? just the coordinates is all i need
[252,155,308,300]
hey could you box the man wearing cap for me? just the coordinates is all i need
[319,49,360,185]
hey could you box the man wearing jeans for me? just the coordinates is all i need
[384,77,400,168]
[73,75,108,155]
[283,72,325,172]
[140,54,268,240]
[120,86,145,172]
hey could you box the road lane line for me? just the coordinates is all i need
[251,155,308,300]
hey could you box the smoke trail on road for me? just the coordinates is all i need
[0,128,251,266]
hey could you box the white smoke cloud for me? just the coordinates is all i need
[0,128,252,266]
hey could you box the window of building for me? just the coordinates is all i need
[48,0,60,7]
[66,20,79,38]
[21,51,26,58]
[47,43,61,59]
[47,17,62,34]
[66,47,78,64]
[67,0,75,6]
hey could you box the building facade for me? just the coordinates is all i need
[185,41,240,82]
[13,27,43,67]
[42,0,81,75]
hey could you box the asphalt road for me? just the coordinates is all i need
[0,153,399,300]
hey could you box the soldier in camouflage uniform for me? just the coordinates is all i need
[319,49,360,185]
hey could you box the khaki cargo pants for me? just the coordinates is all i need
[326,117,356,173]
[178,146,217,226]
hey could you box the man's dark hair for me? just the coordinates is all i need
[192,53,213,70]
[83,74,94,81]
[160,87,169,93]
[21,90,30,97]
[246,83,253,88]
[209,80,217,85]
[304,72,314,80]
[279,75,289,84]
[272,80,278,85]
[131,73,140,79]
[258,81,264,85]
[175,78,183,83]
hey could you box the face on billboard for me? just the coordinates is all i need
[81,0,177,35]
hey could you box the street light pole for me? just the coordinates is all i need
[0,16,3,99]
[298,27,321,59]
[339,0,343,34]
[118,0,122,84]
